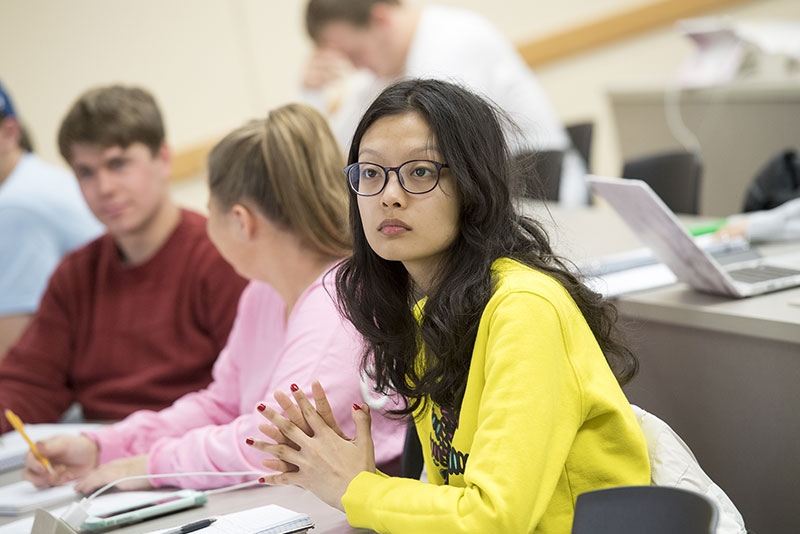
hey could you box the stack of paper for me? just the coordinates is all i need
[0,481,79,516]
[0,424,102,472]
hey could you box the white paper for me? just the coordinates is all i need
[675,17,747,88]
[585,264,678,298]
[146,504,313,534]
[0,481,79,516]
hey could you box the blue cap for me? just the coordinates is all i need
[0,80,17,118]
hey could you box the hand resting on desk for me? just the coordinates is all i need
[73,454,151,493]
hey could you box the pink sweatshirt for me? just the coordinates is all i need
[88,270,405,489]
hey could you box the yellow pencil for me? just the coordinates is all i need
[4,409,55,475]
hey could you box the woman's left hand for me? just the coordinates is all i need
[249,382,375,511]
[74,454,151,494]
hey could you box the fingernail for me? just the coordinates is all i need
[245,438,254,445]
[290,383,299,392]
[353,403,361,411]
[257,403,266,412]
[258,477,266,483]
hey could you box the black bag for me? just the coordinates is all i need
[742,149,800,212]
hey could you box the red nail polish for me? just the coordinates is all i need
[290,383,299,392]
[258,477,266,483]
[353,403,361,411]
[245,438,254,445]
[257,403,266,412]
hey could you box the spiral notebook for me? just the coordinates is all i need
[146,504,313,534]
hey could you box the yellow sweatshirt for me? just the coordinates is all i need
[342,258,650,532]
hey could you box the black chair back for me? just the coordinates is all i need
[571,485,718,534]
[622,150,703,214]
[400,421,424,479]
[514,150,564,201]
[566,121,594,172]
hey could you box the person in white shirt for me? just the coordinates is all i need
[300,0,588,206]
[0,80,102,356]
[720,197,800,243]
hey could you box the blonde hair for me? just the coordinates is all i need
[208,103,350,258]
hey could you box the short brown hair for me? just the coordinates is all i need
[58,85,165,163]
[305,0,400,43]
[208,103,350,258]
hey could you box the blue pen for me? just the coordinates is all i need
[161,517,217,534]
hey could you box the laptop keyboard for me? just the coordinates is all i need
[728,265,800,283]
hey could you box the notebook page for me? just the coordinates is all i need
[146,504,313,534]
[0,481,78,516]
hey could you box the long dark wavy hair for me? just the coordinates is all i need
[335,79,637,417]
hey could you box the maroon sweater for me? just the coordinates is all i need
[0,209,247,432]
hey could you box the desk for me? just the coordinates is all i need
[609,81,800,217]
[0,469,364,533]
[527,201,800,534]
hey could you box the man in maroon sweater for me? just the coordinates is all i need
[0,85,247,433]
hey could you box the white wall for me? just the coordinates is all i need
[531,0,800,179]
[0,0,308,166]
[2,0,798,211]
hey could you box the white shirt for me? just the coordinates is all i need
[0,153,102,314]
[744,197,800,242]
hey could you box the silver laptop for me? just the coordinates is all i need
[587,175,800,298]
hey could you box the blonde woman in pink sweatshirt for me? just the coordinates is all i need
[22,103,405,491]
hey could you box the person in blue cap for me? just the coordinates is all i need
[0,80,103,356]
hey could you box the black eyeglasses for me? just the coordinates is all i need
[344,160,449,196]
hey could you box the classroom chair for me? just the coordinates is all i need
[400,421,424,480]
[622,150,703,214]
[566,121,594,172]
[571,485,718,534]
[514,149,565,201]
[632,405,748,534]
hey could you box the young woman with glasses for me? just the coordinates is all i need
[249,79,650,532]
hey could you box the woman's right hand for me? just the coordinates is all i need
[22,434,99,488]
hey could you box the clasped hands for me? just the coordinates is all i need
[248,380,376,511]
